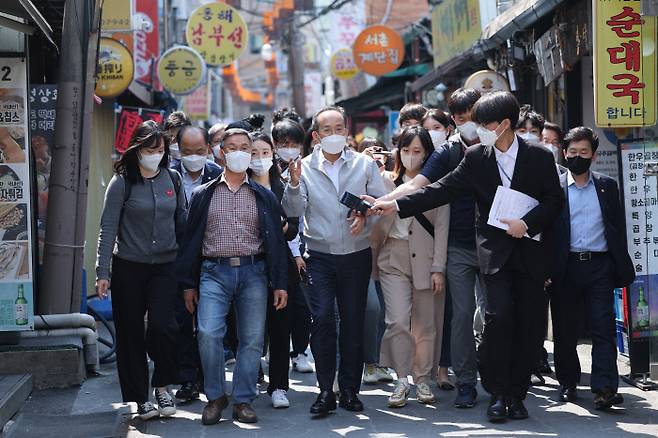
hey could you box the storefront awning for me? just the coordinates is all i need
[0,0,56,49]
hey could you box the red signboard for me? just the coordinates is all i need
[134,0,160,89]
[114,108,163,154]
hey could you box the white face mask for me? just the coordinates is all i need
[400,152,424,171]
[544,143,560,162]
[181,154,207,173]
[429,130,447,150]
[212,145,222,159]
[519,132,541,146]
[224,150,252,173]
[138,152,164,172]
[250,157,273,176]
[320,134,346,155]
[277,147,301,162]
[476,125,501,147]
[169,143,181,160]
[207,153,215,162]
[458,121,478,141]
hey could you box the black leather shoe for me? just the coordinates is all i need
[530,372,546,386]
[310,390,337,415]
[486,395,507,423]
[175,381,199,402]
[507,396,529,420]
[558,385,577,403]
[594,388,619,411]
[339,389,364,412]
[539,357,553,375]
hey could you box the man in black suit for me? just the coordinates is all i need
[373,92,564,422]
[548,127,634,410]
[171,125,223,402]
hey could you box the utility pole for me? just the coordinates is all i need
[39,0,101,314]
[288,12,306,117]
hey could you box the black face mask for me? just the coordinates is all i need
[565,156,592,175]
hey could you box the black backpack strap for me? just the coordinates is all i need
[414,213,434,238]
[448,140,463,171]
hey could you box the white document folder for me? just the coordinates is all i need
[487,186,541,241]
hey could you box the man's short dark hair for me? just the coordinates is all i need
[163,111,191,131]
[563,126,599,152]
[399,103,427,126]
[177,125,208,147]
[472,91,520,128]
[516,104,545,131]
[447,88,481,115]
[422,109,452,129]
[543,121,563,140]
[221,128,253,148]
[311,106,347,132]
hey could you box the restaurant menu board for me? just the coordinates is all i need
[0,58,35,331]
[620,139,658,339]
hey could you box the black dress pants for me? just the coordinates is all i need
[111,257,180,403]
[477,251,547,398]
[290,280,311,357]
[551,253,618,393]
[174,294,201,385]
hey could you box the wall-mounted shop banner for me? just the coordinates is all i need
[134,0,159,87]
[96,38,135,98]
[185,2,248,67]
[352,25,404,77]
[0,57,35,331]
[158,46,206,95]
[114,107,164,154]
[100,0,132,32]
[330,48,359,81]
[182,81,211,122]
[431,0,480,68]
[594,0,657,127]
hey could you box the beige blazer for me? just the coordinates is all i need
[370,172,450,291]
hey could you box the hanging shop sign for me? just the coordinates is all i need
[185,2,248,67]
[134,0,160,87]
[330,48,359,81]
[594,0,657,128]
[0,58,36,332]
[157,46,206,95]
[352,25,404,76]
[463,70,510,94]
[182,81,211,121]
[431,0,481,68]
[100,0,133,32]
[114,107,164,155]
[96,38,134,98]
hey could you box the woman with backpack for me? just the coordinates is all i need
[95,120,187,420]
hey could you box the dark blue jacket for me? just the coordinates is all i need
[170,160,223,186]
[549,171,635,288]
[177,176,288,291]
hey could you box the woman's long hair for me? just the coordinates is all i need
[114,120,169,183]
[249,130,282,184]
[392,126,433,186]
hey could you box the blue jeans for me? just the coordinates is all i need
[197,259,268,403]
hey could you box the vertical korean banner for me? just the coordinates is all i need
[28,85,57,263]
[594,0,657,127]
[134,0,160,89]
[0,58,35,331]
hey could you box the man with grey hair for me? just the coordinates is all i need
[208,122,227,165]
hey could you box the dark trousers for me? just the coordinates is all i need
[266,282,293,394]
[111,257,180,403]
[290,280,311,357]
[439,287,452,368]
[306,248,372,392]
[478,252,547,398]
[174,294,201,384]
[551,253,618,393]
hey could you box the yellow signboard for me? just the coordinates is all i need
[330,49,359,81]
[100,0,132,32]
[95,38,134,98]
[157,46,206,95]
[594,0,657,127]
[431,0,481,68]
[185,3,248,67]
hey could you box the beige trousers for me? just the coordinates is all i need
[378,238,445,384]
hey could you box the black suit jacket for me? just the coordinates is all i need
[549,171,635,288]
[397,137,564,280]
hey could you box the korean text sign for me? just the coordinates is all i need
[352,25,404,77]
[157,46,206,95]
[594,0,657,127]
[431,0,480,68]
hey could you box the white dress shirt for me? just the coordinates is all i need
[494,135,519,188]
[322,150,347,192]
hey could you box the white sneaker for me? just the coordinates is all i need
[137,401,159,420]
[154,388,176,417]
[291,353,314,373]
[362,364,378,384]
[271,389,290,409]
[376,366,394,382]
[388,381,410,408]
[416,382,436,404]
